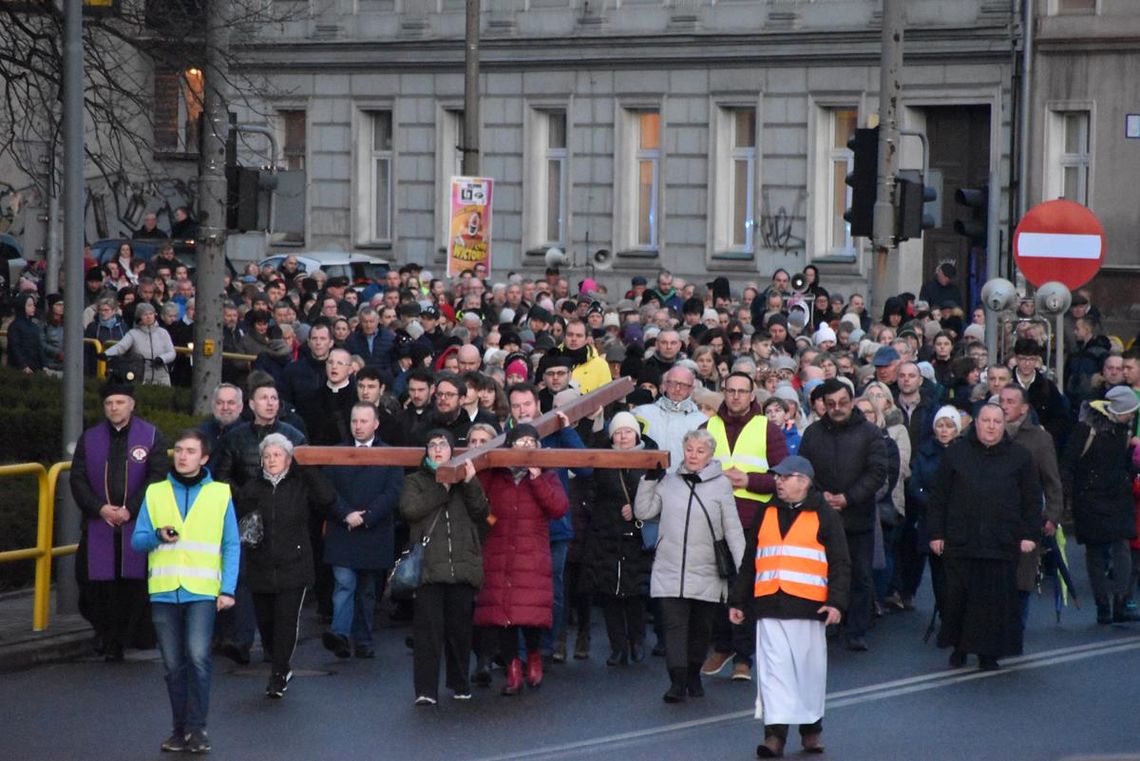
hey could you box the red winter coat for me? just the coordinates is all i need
[474,469,569,628]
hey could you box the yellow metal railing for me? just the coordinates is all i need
[0,461,76,631]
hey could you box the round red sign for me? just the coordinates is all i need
[1013,199,1105,290]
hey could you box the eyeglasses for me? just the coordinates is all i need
[434,391,460,399]
[427,441,451,450]
[724,387,752,396]
[664,380,693,389]
[327,359,353,367]
[774,473,806,481]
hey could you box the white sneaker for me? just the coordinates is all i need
[414,695,437,706]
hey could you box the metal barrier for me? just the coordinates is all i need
[0,462,75,631]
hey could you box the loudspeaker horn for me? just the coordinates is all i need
[790,272,809,293]
[544,246,567,270]
[1035,281,1072,316]
[979,278,1017,313]
[592,248,613,272]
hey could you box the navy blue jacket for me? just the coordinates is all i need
[322,442,404,570]
[346,328,395,374]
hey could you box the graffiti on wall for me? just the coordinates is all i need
[758,188,806,256]
[84,172,198,241]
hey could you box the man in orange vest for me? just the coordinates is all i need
[729,456,850,758]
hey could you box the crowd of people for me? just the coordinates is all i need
[33,249,1140,757]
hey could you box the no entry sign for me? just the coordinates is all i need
[1013,199,1105,289]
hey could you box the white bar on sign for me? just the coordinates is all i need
[1017,232,1101,260]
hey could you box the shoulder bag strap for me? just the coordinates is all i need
[421,505,445,547]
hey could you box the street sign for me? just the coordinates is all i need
[1013,199,1105,289]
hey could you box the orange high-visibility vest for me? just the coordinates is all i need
[753,507,828,602]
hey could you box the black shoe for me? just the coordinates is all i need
[686,664,704,697]
[629,642,646,663]
[472,659,492,687]
[1096,596,1112,625]
[220,642,250,666]
[845,636,869,652]
[160,732,188,753]
[663,668,687,703]
[948,649,967,668]
[185,729,211,754]
[978,657,1001,672]
[651,642,667,657]
[322,631,351,659]
[266,670,292,699]
[1113,596,1140,623]
[606,649,628,667]
[354,647,375,659]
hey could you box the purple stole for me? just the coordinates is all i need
[83,419,157,581]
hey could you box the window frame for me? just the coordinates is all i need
[523,104,571,253]
[435,105,466,254]
[807,101,862,261]
[613,103,664,257]
[1043,103,1094,206]
[708,100,762,261]
[354,106,396,248]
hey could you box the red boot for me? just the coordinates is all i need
[501,658,523,696]
[526,651,544,688]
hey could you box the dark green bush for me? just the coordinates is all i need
[0,368,199,589]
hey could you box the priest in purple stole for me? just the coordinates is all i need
[70,380,169,660]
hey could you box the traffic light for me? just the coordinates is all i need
[953,186,988,245]
[895,171,938,242]
[226,167,278,231]
[844,126,879,238]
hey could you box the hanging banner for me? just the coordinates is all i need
[447,176,493,278]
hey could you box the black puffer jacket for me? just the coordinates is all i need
[580,443,653,598]
[399,464,490,588]
[798,407,888,533]
[927,429,1042,560]
[213,421,308,489]
[235,465,337,593]
[1060,402,1137,545]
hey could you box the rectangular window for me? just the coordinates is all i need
[710,105,758,259]
[436,108,465,252]
[635,112,660,248]
[354,109,394,246]
[828,108,859,252]
[546,111,568,245]
[154,66,204,155]
[1054,0,1096,14]
[1045,108,1091,205]
[280,110,306,171]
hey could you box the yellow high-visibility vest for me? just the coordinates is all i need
[707,414,772,503]
[144,480,230,597]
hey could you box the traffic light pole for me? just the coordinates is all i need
[871,0,903,313]
[462,0,481,176]
[192,0,232,416]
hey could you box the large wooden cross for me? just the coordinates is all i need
[292,376,670,483]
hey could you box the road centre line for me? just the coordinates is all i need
[468,634,1140,761]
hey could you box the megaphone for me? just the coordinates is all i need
[787,301,810,332]
[1035,281,1072,316]
[790,272,809,293]
[591,248,613,272]
[980,278,1017,313]
[544,247,567,270]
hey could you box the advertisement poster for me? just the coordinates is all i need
[447,176,493,278]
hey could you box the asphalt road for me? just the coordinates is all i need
[3,544,1139,761]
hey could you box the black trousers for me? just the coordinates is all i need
[601,595,646,651]
[845,530,874,639]
[497,626,542,662]
[766,719,823,742]
[711,599,754,665]
[892,504,927,599]
[1085,540,1133,599]
[252,587,306,676]
[413,583,476,699]
[658,597,716,672]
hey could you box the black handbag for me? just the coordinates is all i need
[691,487,736,580]
[388,508,443,599]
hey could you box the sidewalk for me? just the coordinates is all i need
[0,588,93,674]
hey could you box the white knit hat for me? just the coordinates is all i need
[933,404,962,434]
[608,411,641,439]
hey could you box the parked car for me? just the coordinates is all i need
[91,238,236,278]
[257,251,390,290]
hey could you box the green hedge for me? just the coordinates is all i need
[0,368,199,589]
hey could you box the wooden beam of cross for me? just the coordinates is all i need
[292,376,668,483]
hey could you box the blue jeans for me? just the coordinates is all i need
[151,600,216,734]
[540,540,570,654]
[331,566,379,648]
